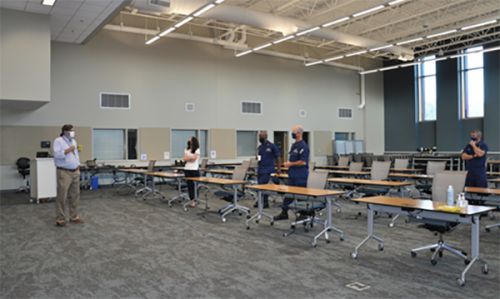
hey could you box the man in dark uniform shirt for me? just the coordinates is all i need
[274,125,310,221]
[256,131,281,209]
[461,130,488,187]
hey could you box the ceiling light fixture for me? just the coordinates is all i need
[235,49,252,57]
[41,0,56,6]
[345,50,367,57]
[296,26,320,36]
[145,36,160,45]
[426,29,457,39]
[369,44,394,51]
[322,17,350,28]
[254,43,273,51]
[359,69,379,75]
[461,20,497,31]
[305,60,324,66]
[174,16,193,28]
[273,35,295,44]
[159,27,175,37]
[193,3,215,17]
[396,37,423,45]
[325,55,344,62]
[352,5,385,18]
[388,0,406,5]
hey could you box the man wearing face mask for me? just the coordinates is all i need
[255,131,281,209]
[53,124,82,227]
[461,129,488,187]
[274,125,310,221]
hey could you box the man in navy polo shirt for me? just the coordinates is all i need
[255,131,281,209]
[274,125,309,221]
[461,130,488,187]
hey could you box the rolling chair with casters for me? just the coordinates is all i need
[337,156,350,167]
[16,157,31,193]
[134,160,157,198]
[341,162,365,198]
[283,171,345,242]
[410,171,470,268]
[417,161,447,198]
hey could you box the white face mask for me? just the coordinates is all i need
[69,131,76,139]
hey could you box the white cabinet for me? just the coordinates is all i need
[30,158,57,203]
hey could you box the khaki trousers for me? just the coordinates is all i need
[56,168,80,221]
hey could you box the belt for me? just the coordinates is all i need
[57,167,79,172]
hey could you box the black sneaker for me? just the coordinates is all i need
[274,211,289,221]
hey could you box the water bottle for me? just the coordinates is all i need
[447,185,454,206]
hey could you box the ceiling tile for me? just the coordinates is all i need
[0,1,28,10]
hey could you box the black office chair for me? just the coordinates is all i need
[410,171,469,266]
[16,157,30,192]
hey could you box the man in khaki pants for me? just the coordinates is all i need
[53,124,83,227]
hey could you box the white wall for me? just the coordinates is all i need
[0,9,50,105]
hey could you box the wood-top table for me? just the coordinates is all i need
[465,187,500,196]
[389,172,433,180]
[364,167,423,174]
[315,165,349,170]
[323,170,371,177]
[487,171,500,177]
[246,184,345,247]
[487,160,500,172]
[351,196,494,286]
[147,171,187,205]
[185,177,248,222]
[328,178,413,189]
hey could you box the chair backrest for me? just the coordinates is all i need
[16,157,30,170]
[240,160,251,170]
[307,171,329,189]
[338,156,350,167]
[249,158,258,169]
[394,158,408,169]
[147,160,156,172]
[426,161,446,175]
[370,161,391,180]
[431,171,467,202]
[349,162,364,172]
[232,164,249,181]
[200,158,208,170]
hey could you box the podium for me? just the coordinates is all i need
[30,158,57,204]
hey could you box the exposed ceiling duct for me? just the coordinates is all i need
[128,0,414,59]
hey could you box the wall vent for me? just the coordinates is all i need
[100,93,130,109]
[241,101,262,115]
[338,108,353,119]
[185,102,195,112]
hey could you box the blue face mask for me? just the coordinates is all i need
[291,133,297,139]
[470,137,477,142]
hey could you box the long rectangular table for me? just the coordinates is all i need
[147,171,186,204]
[185,177,248,222]
[465,187,500,232]
[246,184,345,247]
[351,196,493,286]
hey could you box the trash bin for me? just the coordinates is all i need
[90,176,99,190]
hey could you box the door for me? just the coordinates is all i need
[273,131,288,162]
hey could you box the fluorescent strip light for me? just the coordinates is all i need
[396,37,423,45]
[379,65,400,72]
[369,44,393,51]
[215,0,225,3]
[159,27,175,37]
[388,0,406,5]
[449,53,466,59]
[461,20,497,31]
[193,3,215,17]
[360,69,378,75]
[352,5,384,17]
[434,57,448,62]
[273,35,295,44]
[483,45,500,53]
[41,0,56,5]
[325,55,344,62]
[236,50,252,57]
[322,17,350,28]
[174,16,193,28]
[426,29,457,39]
[254,43,272,51]
[145,36,160,45]
[345,50,367,57]
[305,60,324,67]
[399,62,419,68]
[296,26,320,36]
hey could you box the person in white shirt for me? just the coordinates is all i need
[52,124,83,227]
[183,136,201,208]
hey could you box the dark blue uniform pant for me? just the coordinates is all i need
[282,176,307,212]
[258,172,271,205]
[465,173,488,188]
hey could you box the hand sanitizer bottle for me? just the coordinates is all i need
[447,185,454,206]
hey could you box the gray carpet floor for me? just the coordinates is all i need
[1,184,499,299]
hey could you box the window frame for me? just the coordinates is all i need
[459,46,484,119]
[416,55,437,122]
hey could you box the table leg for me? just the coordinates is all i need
[312,197,344,247]
[169,178,189,207]
[246,190,274,229]
[220,185,250,223]
[457,215,488,286]
[351,205,384,259]
[389,187,404,228]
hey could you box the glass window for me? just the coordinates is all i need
[172,129,197,158]
[237,131,257,157]
[93,129,125,160]
[335,132,350,141]
[417,55,437,121]
[461,46,484,118]
[127,129,137,160]
[199,130,208,158]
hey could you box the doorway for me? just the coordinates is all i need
[273,131,288,162]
